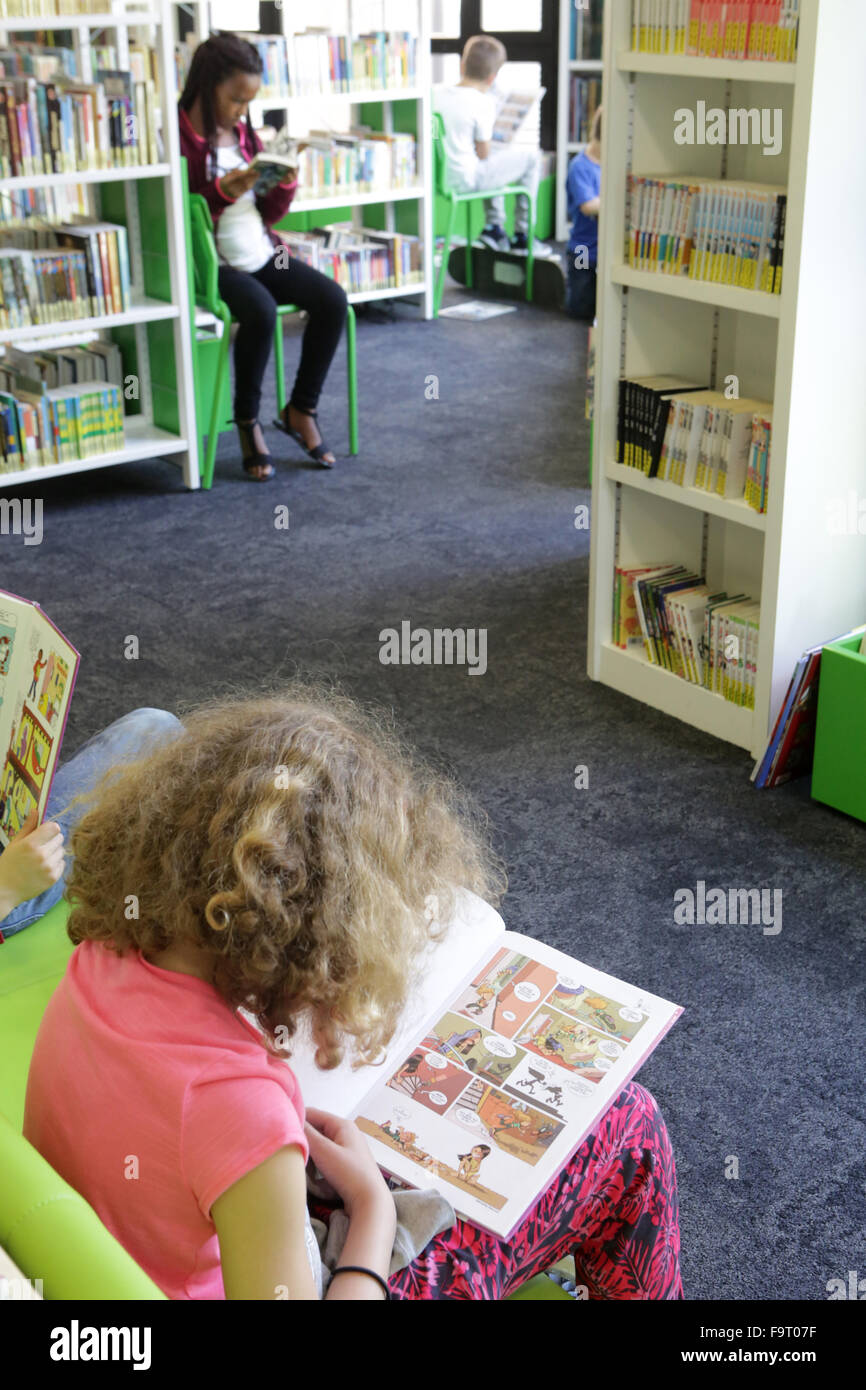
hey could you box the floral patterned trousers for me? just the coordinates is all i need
[309,1081,684,1300]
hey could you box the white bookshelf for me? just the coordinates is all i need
[178,0,433,318]
[588,0,866,761]
[0,0,199,489]
[556,2,604,242]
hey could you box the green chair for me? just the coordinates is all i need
[432,111,536,318]
[184,186,359,489]
[0,902,571,1301]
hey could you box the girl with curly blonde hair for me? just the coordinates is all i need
[10,691,684,1301]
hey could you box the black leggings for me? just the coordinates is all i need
[217,248,348,421]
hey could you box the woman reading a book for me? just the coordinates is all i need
[8,692,684,1299]
[179,32,348,478]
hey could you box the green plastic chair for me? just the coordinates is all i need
[432,111,536,318]
[0,901,572,1301]
[186,190,358,488]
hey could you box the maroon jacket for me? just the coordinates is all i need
[178,105,298,246]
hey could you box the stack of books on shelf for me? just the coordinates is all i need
[278,223,422,294]
[0,61,161,176]
[568,75,601,144]
[292,130,416,201]
[616,376,773,511]
[571,0,604,59]
[0,339,125,473]
[176,31,418,102]
[630,1,800,59]
[614,563,760,707]
[0,221,131,328]
[626,176,787,294]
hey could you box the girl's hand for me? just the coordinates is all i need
[0,811,64,916]
[219,164,260,199]
[304,1107,393,1217]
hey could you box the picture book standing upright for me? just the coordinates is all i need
[0,588,79,845]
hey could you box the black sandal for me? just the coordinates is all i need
[234,418,274,481]
[273,403,335,469]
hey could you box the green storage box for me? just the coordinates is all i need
[812,634,866,821]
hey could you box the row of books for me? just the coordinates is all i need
[570,0,604,61]
[176,31,418,103]
[630,0,800,60]
[0,69,161,178]
[292,130,416,201]
[616,375,772,511]
[0,1,107,13]
[0,181,92,230]
[567,75,601,145]
[627,176,786,294]
[0,380,124,471]
[615,562,760,706]
[0,220,131,328]
[279,224,422,295]
[0,337,123,391]
[0,42,78,82]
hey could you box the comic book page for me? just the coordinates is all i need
[351,931,682,1240]
[0,590,79,848]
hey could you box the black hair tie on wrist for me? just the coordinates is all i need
[328,1265,391,1300]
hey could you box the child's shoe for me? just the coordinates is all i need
[510,232,553,256]
[479,224,510,251]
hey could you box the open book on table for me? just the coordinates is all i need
[284,892,682,1241]
[0,588,79,848]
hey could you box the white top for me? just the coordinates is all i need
[213,143,275,274]
[433,84,496,191]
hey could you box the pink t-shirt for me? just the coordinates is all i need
[23,940,314,1300]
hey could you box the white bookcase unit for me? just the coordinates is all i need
[179,0,433,317]
[588,0,866,759]
[0,1,199,489]
[556,0,604,242]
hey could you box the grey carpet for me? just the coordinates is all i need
[2,281,863,1301]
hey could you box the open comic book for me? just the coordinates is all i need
[284,893,681,1241]
[0,589,79,848]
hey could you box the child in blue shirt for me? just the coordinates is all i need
[565,106,602,320]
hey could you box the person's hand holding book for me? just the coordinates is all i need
[304,1107,393,1218]
[0,810,64,921]
[218,164,260,199]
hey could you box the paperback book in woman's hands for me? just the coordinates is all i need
[285,894,682,1240]
[0,588,79,847]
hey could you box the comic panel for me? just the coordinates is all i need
[0,619,16,680]
[500,1052,597,1118]
[547,977,648,1043]
[514,1005,625,1081]
[0,759,38,839]
[356,1101,509,1214]
[453,950,559,1039]
[418,1011,526,1088]
[36,650,71,729]
[386,1049,469,1116]
[447,1075,565,1167]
